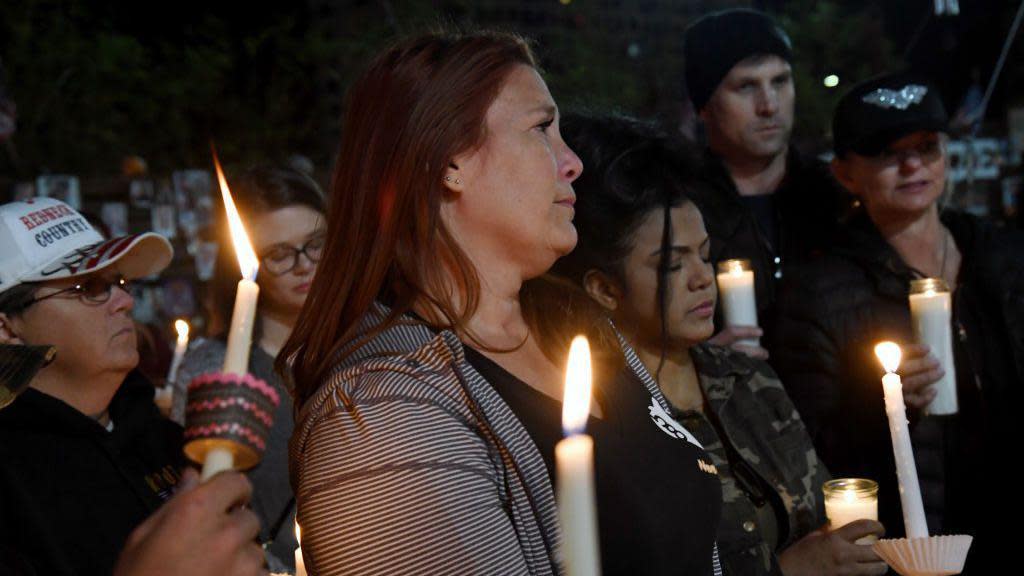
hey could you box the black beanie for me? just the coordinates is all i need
[683,9,793,111]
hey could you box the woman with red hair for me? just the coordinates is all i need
[282,30,723,575]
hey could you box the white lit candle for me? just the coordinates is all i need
[155,319,189,416]
[200,152,261,481]
[716,259,759,346]
[216,153,260,376]
[166,319,190,385]
[874,342,929,539]
[908,279,957,415]
[556,336,601,576]
[823,478,878,544]
[294,521,307,576]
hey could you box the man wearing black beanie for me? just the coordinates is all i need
[684,9,847,357]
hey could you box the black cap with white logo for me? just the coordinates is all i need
[832,71,949,157]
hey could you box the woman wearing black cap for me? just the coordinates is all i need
[769,71,1024,574]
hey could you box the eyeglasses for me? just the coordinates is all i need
[258,234,325,276]
[26,276,132,307]
[868,138,944,167]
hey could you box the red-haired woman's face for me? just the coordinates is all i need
[444,65,583,280]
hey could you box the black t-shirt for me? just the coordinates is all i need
[465,347,723,576]
[739,194,780,264]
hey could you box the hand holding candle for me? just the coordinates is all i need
[556,336,601,576]
[716,259,759,346]
[874,342,928,539]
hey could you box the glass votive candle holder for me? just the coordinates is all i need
[823,478,879,544]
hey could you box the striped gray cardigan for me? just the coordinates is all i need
[290,304,722,575]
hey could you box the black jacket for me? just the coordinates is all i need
[769,210,1024,574]
[696,147,849,337]
[0,372,184,575]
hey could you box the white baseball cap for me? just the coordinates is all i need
[0,197,173,295]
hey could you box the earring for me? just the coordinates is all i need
[444,176,461,185]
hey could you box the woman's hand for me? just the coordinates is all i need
[113,469,267,576]
[707,325,770,359]
[778,519,888,576]
[898,343,943,410]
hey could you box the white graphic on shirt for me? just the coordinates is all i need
[648,397,703,448]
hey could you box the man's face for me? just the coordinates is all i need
[700,55,794,163]
[0,270,138,381]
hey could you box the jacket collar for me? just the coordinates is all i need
[832,209,981,298]
[0,370,156,438]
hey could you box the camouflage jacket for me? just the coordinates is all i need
[673,344,829,576]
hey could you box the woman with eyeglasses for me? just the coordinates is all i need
[172,165,325,572]
[770,72,1024,574]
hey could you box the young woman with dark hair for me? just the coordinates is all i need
[552,114,887,576]
[280,31,723,575]
[172,164,325,572]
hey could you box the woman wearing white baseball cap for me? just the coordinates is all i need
[0,196,206,575]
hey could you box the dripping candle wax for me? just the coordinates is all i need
[874,342,928,539]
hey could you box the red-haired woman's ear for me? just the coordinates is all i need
[443,170,466,193]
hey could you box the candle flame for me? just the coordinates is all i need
[718,258,750,277]
[174,319,189,343]
[213,151,259,281]
[874,341,902,374]
[562,335,593,436]
[843,489,857,503]
[924,289,936,297]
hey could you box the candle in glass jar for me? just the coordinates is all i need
[823,478,878,544]
[716,259,758,346]
[556,336,601,576]
[908,278,957,415]
[874,342,929,539]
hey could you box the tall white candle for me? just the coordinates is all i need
[556,336,601,576]
[216,153,261,377]
[874,342,929,539]
[823,478,878,544]
[716,259,759,346]
[908,279,957,415]
[200,151,261,480]
[295,521,307,576]
[223,279,259,375]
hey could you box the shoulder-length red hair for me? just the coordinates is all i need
[279,30,537,404]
